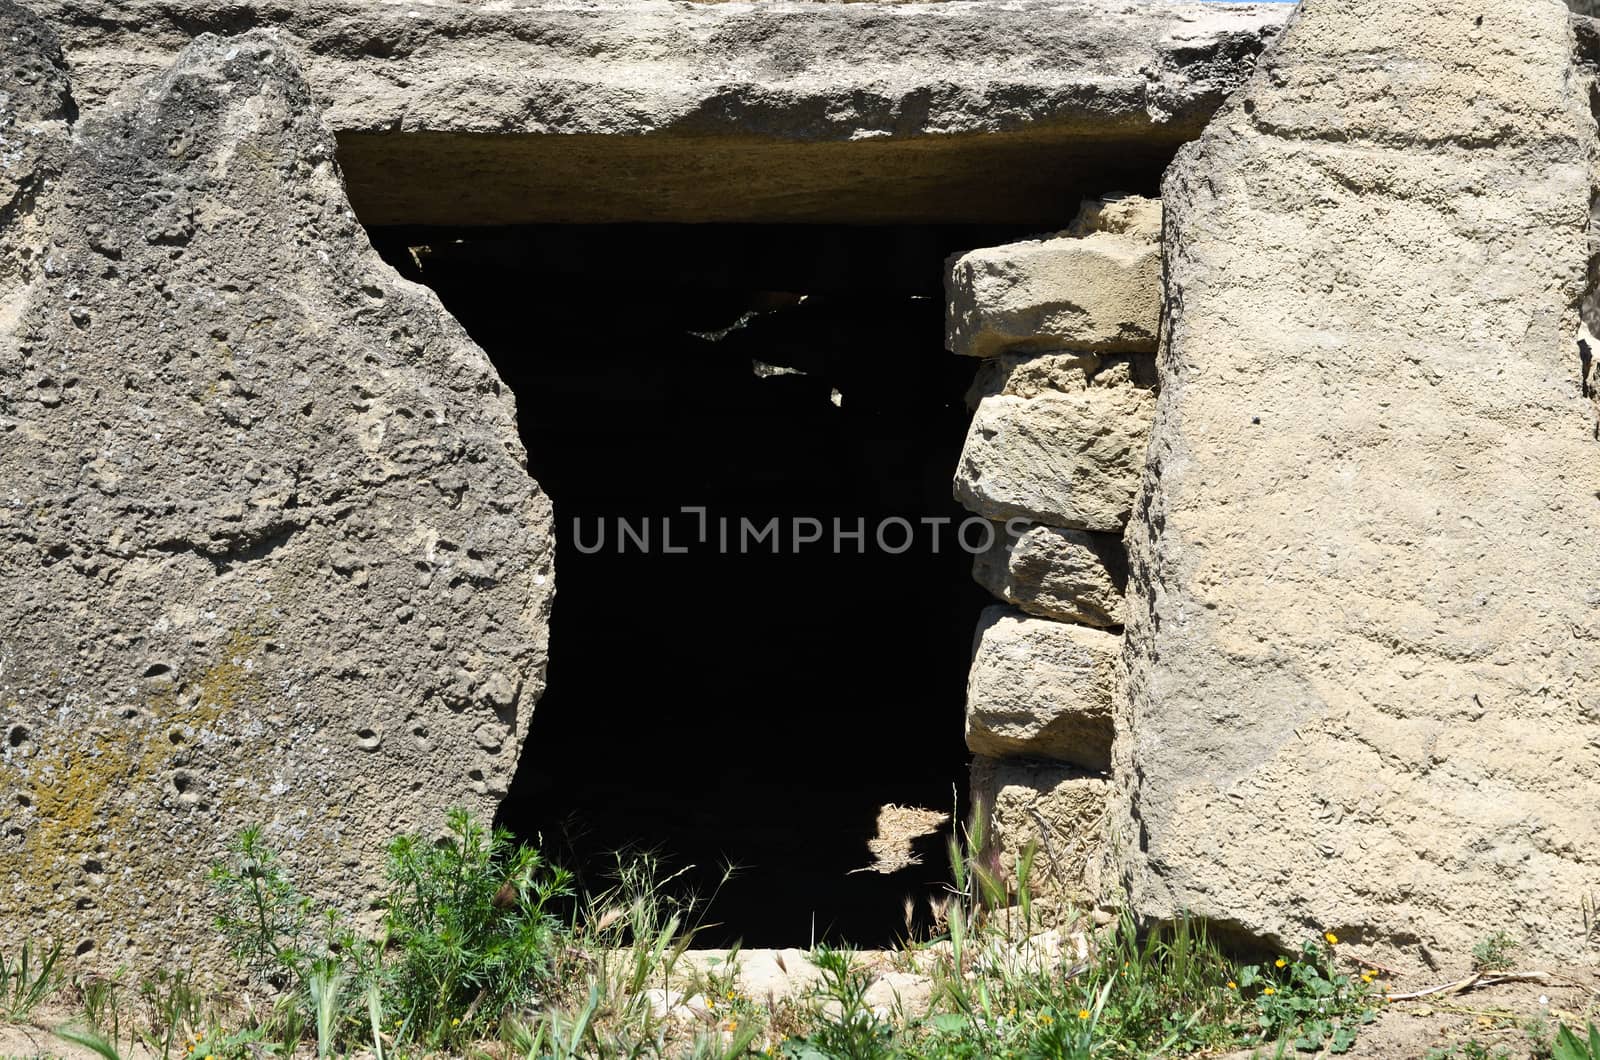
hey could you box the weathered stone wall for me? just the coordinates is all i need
[0,0,1292,964]
[1118,0,1600,967]
[12,0,1597,972]
[947,196,1164,905]
[0,3,553,967]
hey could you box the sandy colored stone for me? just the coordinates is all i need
[966,350,1159,406]
[965,607,1116,768]
[945,198,1163,358]
[1067,193,1164,240]
[971,757,1111,906]
[955,385,1156,532]
[0,21,552,969]
[1116,0,1600,968]
[974,523,1126,628]
[27,1,1287,226]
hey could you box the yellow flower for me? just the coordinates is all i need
[1275,958,1287,968]
[1226,981,1237,990]
[1039,1014,1053,1025]
[451,1018,461,1027]
[1077,1010,1090,1021]
[1264,987,1276,996]
[1324,932,1339,946]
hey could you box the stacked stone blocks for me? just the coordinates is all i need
[945,195,1162,905]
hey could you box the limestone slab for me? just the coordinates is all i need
[26,0,1288,224]
[0,18,553,968]
[1116,0,1600,967]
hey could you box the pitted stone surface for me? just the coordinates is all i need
[965,607,1117,769]
[0,21,552,967]
[1117,0,1600,967]
[0,0,71,226]
[31,1,1289,138]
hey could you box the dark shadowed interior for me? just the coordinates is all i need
[366,223,1042,946]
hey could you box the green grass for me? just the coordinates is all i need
[1,938,62,1022]
[17,805,1414,1058]
[1556,1021,1600,1060]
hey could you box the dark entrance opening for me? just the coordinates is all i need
[367,223,1034,947]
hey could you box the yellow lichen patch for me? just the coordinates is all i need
[23,626,271,872]
[190,627,268,720]
[29,735,127,861]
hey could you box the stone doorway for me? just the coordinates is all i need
[366,222,1036,946]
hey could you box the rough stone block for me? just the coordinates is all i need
[955,385,1155,531]
[973,523,1126,627]
[966,607,1117,768]
[945,196,1162,358]
[1067,192,1164,240]
[0,20,552,969]
[1117,0,1600,967]
[971,756,1111,906]
[965,350,1158,407]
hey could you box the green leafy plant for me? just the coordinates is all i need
[206,809,575,1053]
[782,946,896,1060]
[169,808,1392,1059]
[381,807,573,1046]
[208,824,310,989]
[1555,1021,1600,1060]
[364,979,389,1060]
[1083,911,1246,1056]
[892,799,1266,1060]
[54,1025,126,1060]
[136,969,207,1060]
[306,957,347,1059]
[1235,937,1376,1054]
[1471,932,1520,974]
[77,975,128,1053]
